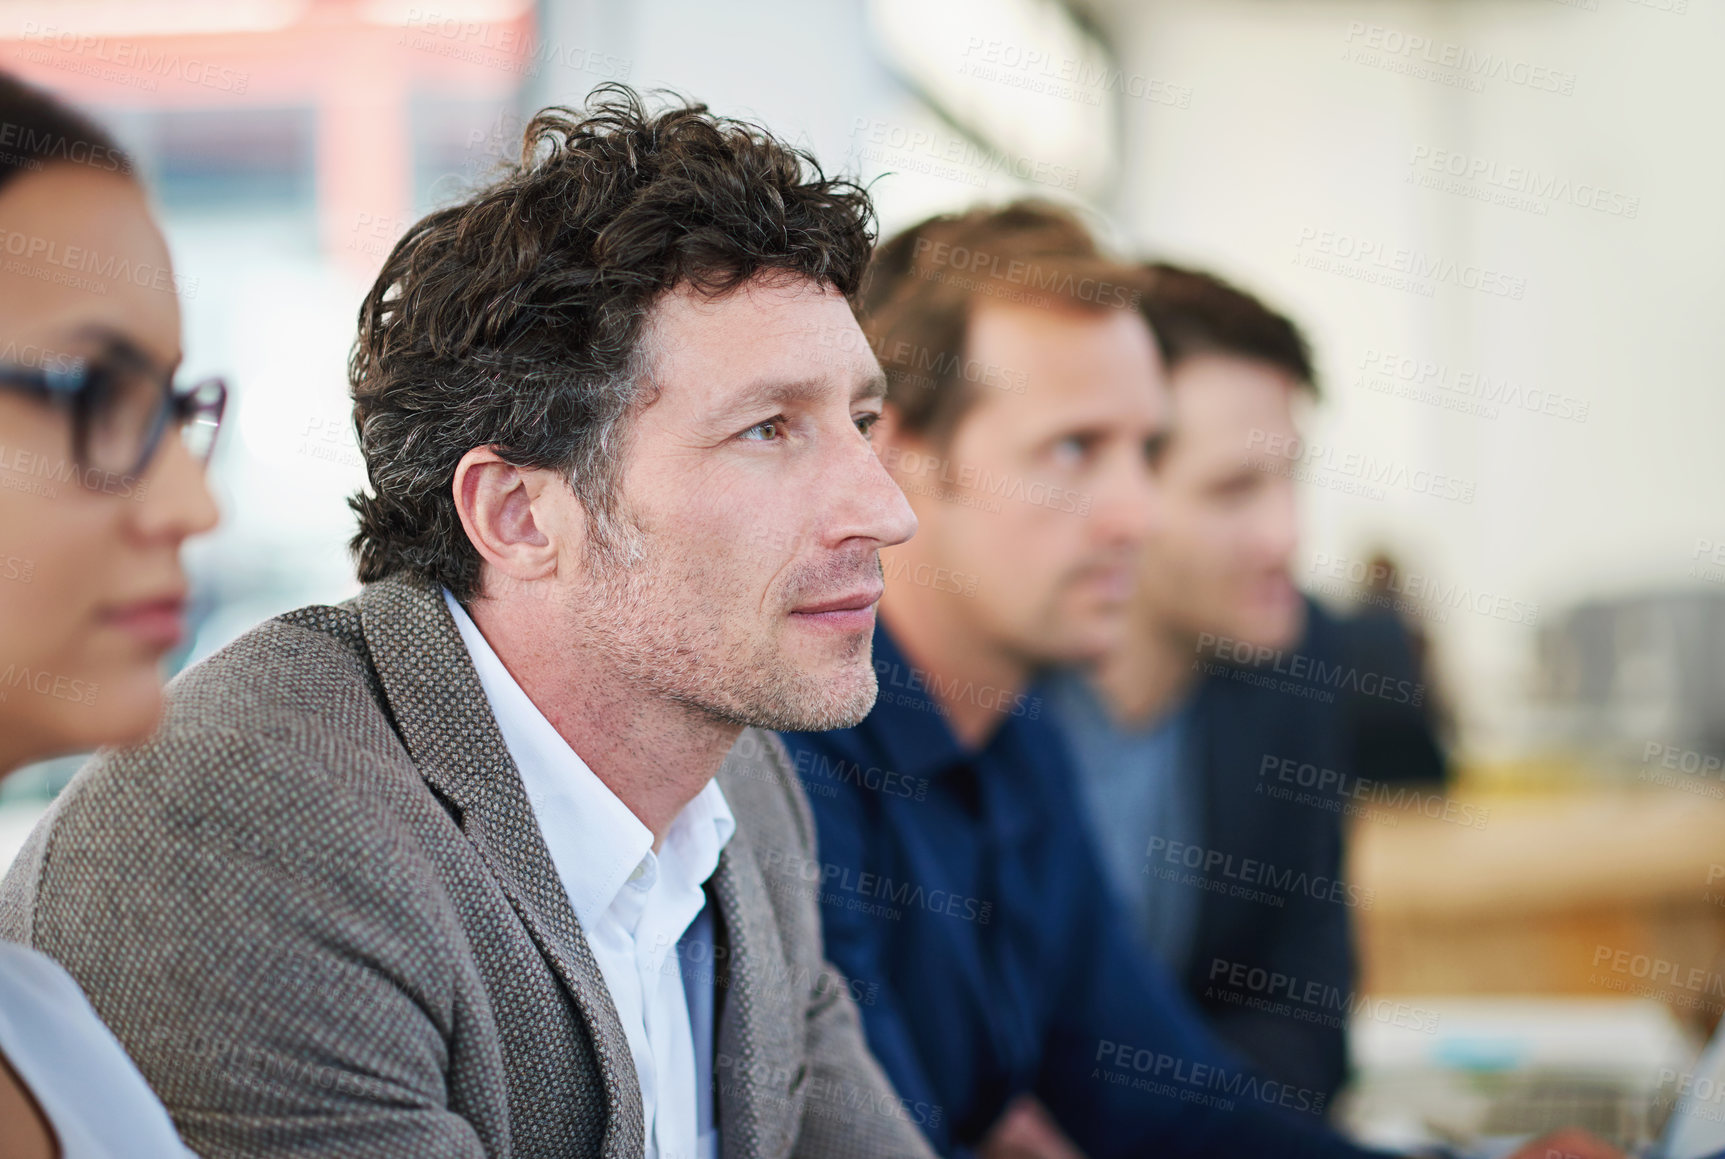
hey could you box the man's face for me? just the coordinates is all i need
[1137,353,1305,651]
[557,276,916,732]
[877,299,1166,666]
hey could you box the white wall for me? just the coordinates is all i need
[1096,0,1723,757]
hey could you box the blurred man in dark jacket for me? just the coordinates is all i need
[1045,264,1448,1102]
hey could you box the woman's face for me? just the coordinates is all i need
[0,163,218,770]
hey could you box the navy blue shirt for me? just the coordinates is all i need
[779,622,1389,1159]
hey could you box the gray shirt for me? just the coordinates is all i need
[1045,670,1202,977]
[0,941,194,1158]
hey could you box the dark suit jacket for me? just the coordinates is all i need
[1178,599,1365,1101]
[0,573,935,1159]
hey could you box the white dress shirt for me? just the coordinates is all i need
[0,942,197,1158]
[445,589,734,1159]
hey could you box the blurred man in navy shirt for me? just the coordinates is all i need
[778,203,1622,1159]
[1043,265,1448,1100]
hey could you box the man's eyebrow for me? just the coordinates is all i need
[711,373,887,423]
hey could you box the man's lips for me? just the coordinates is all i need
[793,586,884,614]
[790,586,884,631]
[1071,562,1135,602]
[102,595,187,649]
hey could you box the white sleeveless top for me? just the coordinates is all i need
[0,941,194,1158]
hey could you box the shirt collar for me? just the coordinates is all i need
[442,587,734,927]
[661,776,736,898]
[864,621,1063,844]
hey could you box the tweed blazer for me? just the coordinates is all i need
[0,573,937,1159]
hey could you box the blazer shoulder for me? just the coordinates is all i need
[162,600,382,739]
[44,600,414,861]
[12,601,456,956]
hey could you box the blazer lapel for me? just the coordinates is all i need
[711,822,801,1159]
[356,573,645,1159]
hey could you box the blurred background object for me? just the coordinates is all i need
[2,0,1720,1150]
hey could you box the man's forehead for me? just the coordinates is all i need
[966,302,1160,398]
[642,277,878,416]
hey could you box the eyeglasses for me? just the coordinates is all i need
[0,353,227,485]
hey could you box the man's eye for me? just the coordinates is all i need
[742,418,786,442]
[1052,434,1093,467]
[855,412,881,438]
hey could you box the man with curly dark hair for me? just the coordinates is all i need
[0,84,928,1159]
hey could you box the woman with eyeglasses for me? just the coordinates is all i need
[0,74,221,1158]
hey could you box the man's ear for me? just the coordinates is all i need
[452,447,577,590]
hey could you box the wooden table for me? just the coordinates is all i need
[1349,781,1725,1040]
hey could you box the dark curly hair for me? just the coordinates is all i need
[348,83,876,601]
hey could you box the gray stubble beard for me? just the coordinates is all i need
[574,513,880,734]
